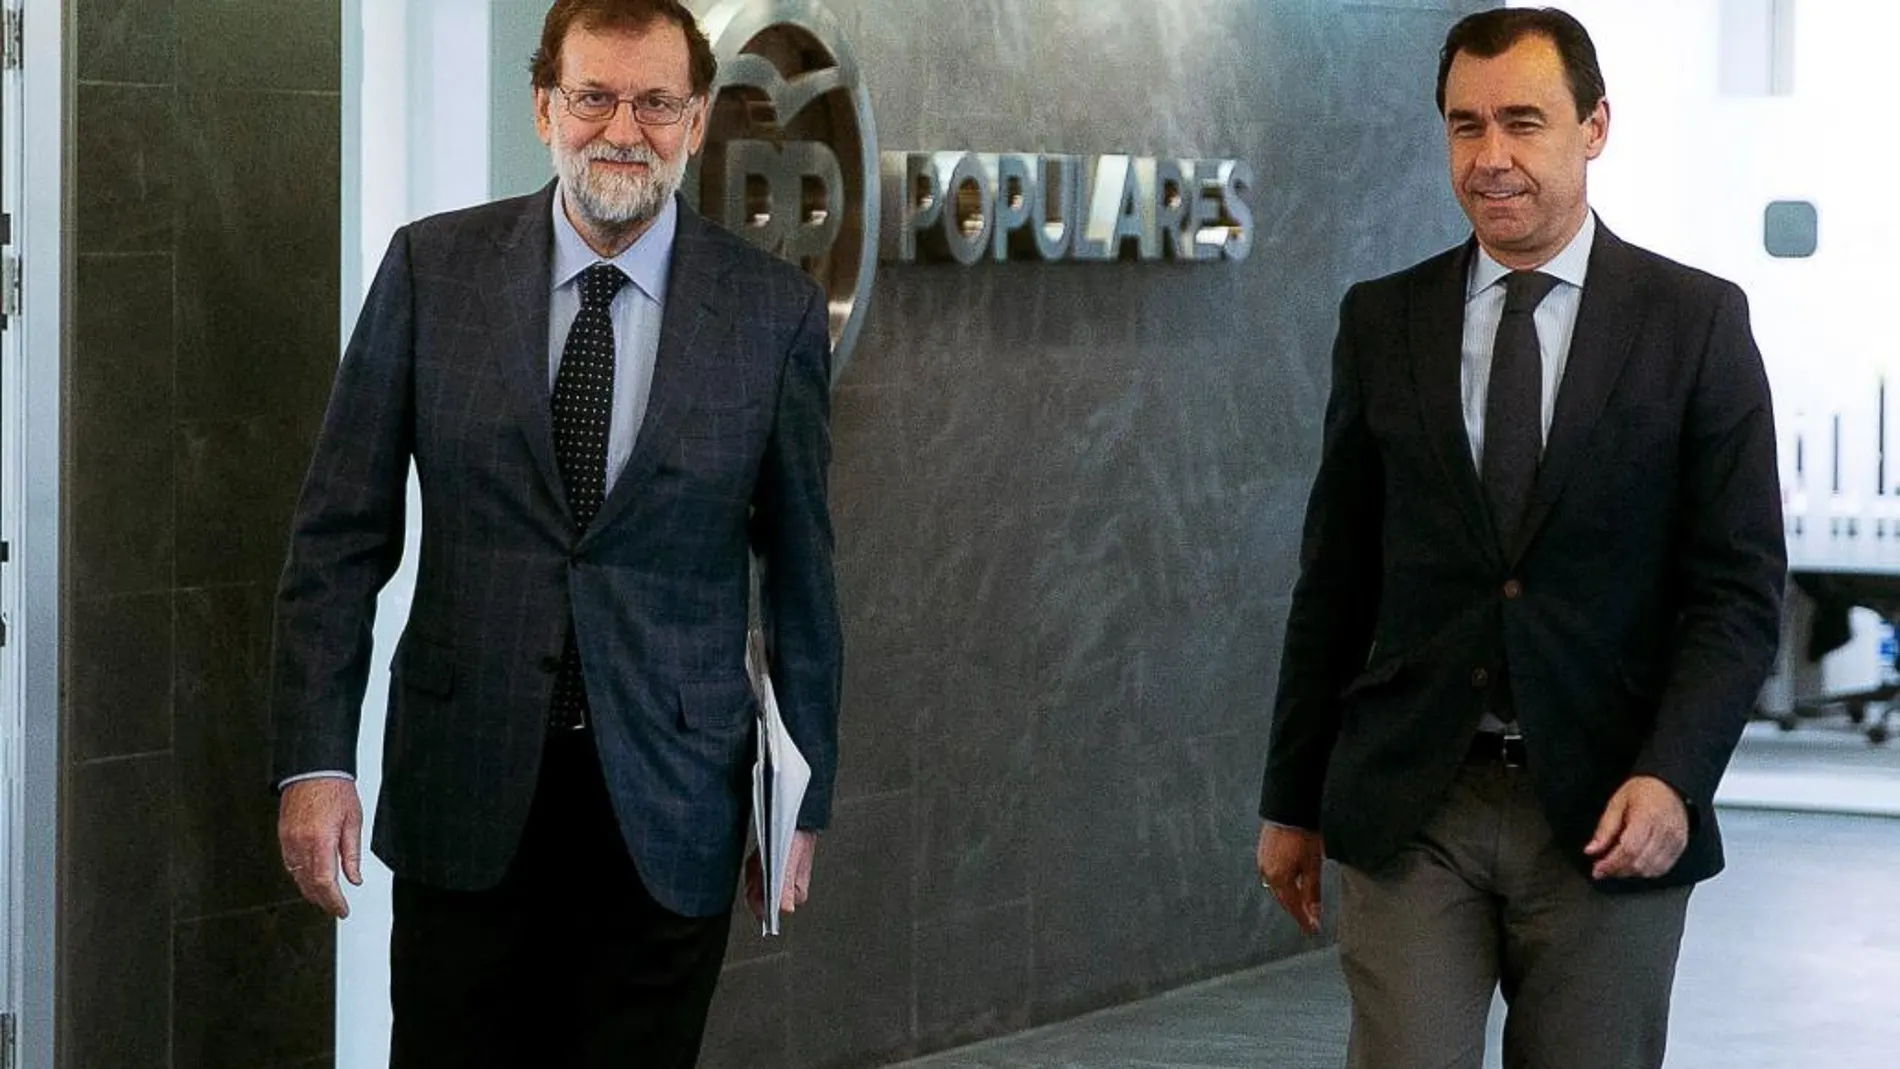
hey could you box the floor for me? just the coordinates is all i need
[891,724,1900,1068]
[1718,717,1900,816]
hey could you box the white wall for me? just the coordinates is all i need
[339,3,492,1066]
[1553,0,1900,571]
[491,0,556,198]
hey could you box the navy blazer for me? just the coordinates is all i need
[1260,222,1785,890]
[271,184,842,917]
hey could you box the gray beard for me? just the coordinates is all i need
[554,141,684,234]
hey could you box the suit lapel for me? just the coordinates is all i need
[487,182,568,518]
[585,199,739,539]
[1411,241,1506,566]
[1507,224,1644,561]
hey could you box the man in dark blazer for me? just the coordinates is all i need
[1256,8,1783,1068]
[271,2,841,1065]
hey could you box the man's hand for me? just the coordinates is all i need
[1255,823,1325,934]
[1585,775,1690,880]
[744,830,818,922]
[277,778,365,919]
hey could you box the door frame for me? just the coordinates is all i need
[4,2,63,1068]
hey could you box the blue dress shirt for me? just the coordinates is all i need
[548,193,675,491]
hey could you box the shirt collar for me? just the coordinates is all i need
[1467,210,1596,300]
[550,189,677,305]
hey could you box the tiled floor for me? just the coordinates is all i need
[1718,718,1900,816]
[893,730,1900,1068]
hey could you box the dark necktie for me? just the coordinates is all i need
[549,262,627,730]
[1481,270,1560,548]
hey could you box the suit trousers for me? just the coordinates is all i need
[389,728,733,1069]
[1337,755,1692,1069]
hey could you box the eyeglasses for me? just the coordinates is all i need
[555,86,695,126]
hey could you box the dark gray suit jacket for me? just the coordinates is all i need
[1261,222,1785,890]
[271,184,842,917]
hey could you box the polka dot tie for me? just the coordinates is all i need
[549,263,627,730]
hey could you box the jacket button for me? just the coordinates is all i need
[1502,579,1523,599]
[539,655,562,673]
[1471,667,1490,688]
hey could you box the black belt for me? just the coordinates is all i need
[1466,731,1527,768]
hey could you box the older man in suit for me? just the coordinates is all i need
[1255,8,1783,1069]
[270,1,841,1065]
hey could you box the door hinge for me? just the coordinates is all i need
[2,10,21,72]
[1,1010,16,1069]
[1,254,18,322]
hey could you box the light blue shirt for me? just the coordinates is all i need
[548,192,675,492]
[1461,211,1596,471]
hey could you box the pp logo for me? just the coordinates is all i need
[690,0,878,379]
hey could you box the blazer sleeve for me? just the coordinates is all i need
[1632,281,1786,808]
[753,281,844,830]
[1259,285,1386,828]
[268,228,419,784]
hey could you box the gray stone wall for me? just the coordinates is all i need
[695,1,1494,1066]
[64,1,341,1066]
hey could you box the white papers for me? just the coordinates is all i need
[749,634,810,936]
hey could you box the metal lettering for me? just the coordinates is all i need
[690,0,879,378]
[1217,160,1255,262]
[1187,158,1256,263]
[881,151,939,263]
[1183,160,1223,263]
[1112,158,1158,261]
[708,139,848,266]
[871,150,1253,267]
[778,141,845,262]
[1153,159,1191,261]
[988,154,1036,262]
[715,139,788,252]
[1071,155,1125,262]
[1032,155,1077,261]
[941,152,992,266]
